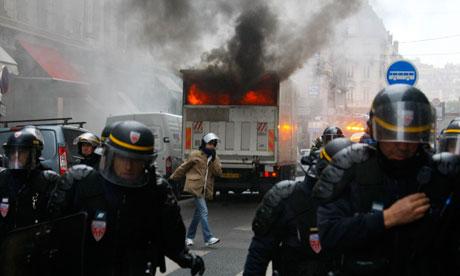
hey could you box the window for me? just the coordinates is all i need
[37,0,50,29]
[17,0,29,22]
[84,0,95,36]
[347,88,354,102]
[67,0,84,39]
[0,0,7,16]
[4,0,17,18]
[62,128,86,163]
[364,65,371,79]
[347,65,354,78]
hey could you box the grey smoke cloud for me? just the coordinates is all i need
[272,0,362,80]
[120,0,244,70]
[121,0,362,82]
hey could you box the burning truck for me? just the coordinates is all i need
[180,70,297,196]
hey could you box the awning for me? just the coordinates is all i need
[0,46,19,75]
[18,40,82,83]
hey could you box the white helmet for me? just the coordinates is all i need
[202,133,219,144]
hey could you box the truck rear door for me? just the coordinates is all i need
[181,71,280,167]
[183,106,277,166]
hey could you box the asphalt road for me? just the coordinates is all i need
[158,193,268,276]
[160,176,305,276]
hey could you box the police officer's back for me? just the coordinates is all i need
[50,121,204,276]
[243,138,353,276]
[0,128,59,241]
[315,85,460,275]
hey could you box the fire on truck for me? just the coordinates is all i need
[180,70,297,196]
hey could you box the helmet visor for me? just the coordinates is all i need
[322,134,344,144]
[99,146,151,188]
[4,147,34,170]
[372,102,434,143]
[439,134,460,155]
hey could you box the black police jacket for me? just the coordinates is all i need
[317,146,458,276]
[244,176,334,276]
[75,153,100,169]
[0,168,59,242]
[49,165,190,276]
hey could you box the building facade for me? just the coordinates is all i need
[0,0,181,132]
[295,2,399,147]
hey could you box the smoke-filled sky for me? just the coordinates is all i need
[121,0,362,83]
[370,0,460,68]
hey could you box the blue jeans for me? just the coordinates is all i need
[187,197,214,242]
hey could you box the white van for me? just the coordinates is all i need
[106,112,182,177]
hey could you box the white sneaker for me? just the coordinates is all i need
[205,237,220,246]
[186,238,194,247]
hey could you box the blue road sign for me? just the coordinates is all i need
[386,60,417,86]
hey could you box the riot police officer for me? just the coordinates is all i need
[309,126,344,153]
[73,132,101,168]
[0,128,59,242]
[49,121,204,276]
[321,126,344,145]
[243,138,353,276]
[302,126,345,180]
[100,122,120,143]
[438,118,460,154]
[315,84,460,275]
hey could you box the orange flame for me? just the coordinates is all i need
[241,90,275,105]
[186,74,277,106]
[187,84,209,105]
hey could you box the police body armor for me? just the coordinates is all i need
[0,212,86,276]
[56,164,180,276]
[275,181,334,276]
[253,180,333,276]
[74,154,100,169]
[314,144,455,276]
[0,169,58,240]
[68,166,165,276]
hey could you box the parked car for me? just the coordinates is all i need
[0,118,88,174]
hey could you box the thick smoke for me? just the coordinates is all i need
[202,0,362,85]
[119,0,243,70]
[121,0,362,82]
[272,0,362,80]
[203,4,277,86]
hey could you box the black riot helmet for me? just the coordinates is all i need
[3,128,44,170]
[439,118,460,154]
[100,120,156,188]
[321,126,344,145]
[370,84,435,144]
[73,132,100,156]
[100,122,120,143]
[317,138,353,175]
